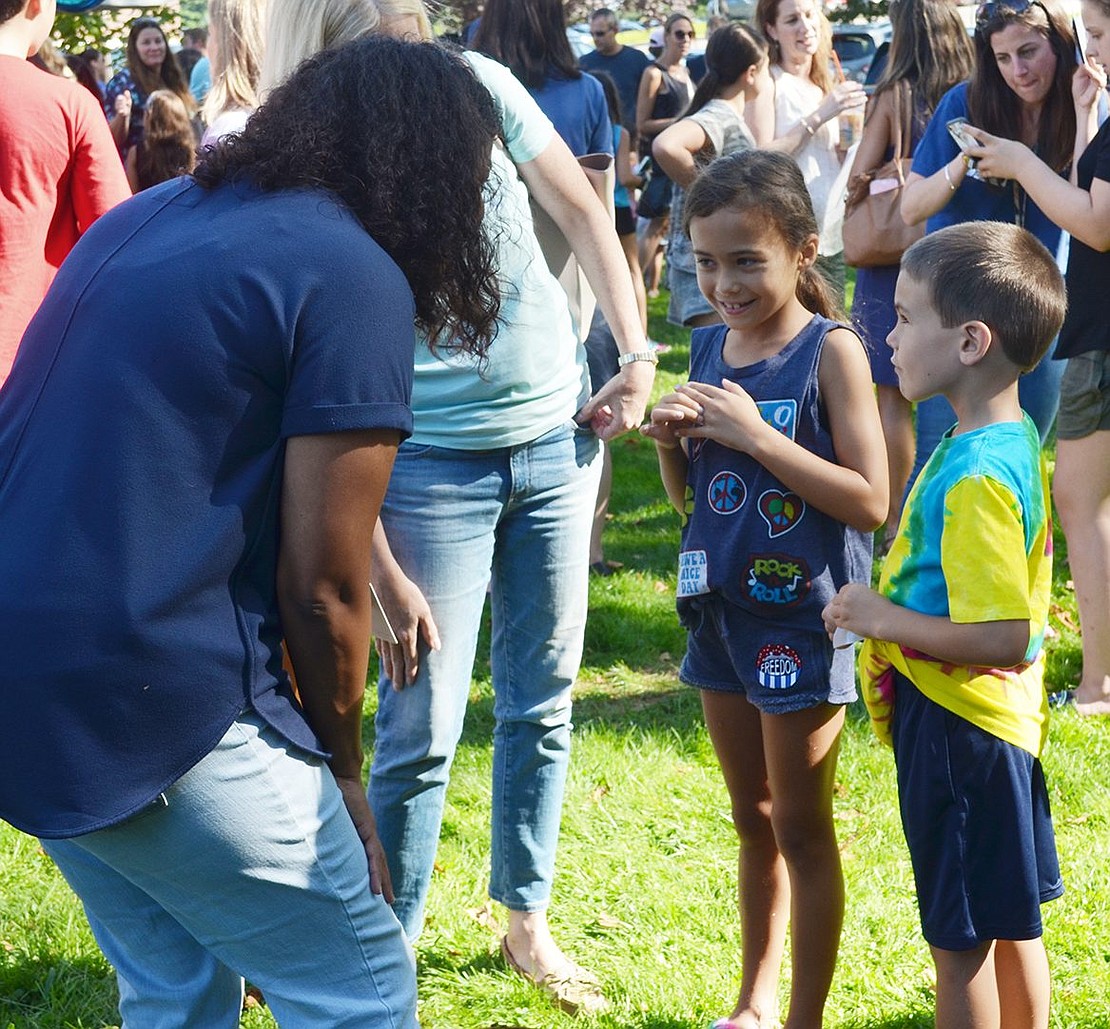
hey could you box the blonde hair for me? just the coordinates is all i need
[260,0,432,96]
[204,0,269,124]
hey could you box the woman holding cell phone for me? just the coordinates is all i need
[900,0,1079,485]
[961,0,1110,717]
[846,0,973,549]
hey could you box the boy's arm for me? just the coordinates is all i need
[825,470,1039,669]
[822,584,1030,668]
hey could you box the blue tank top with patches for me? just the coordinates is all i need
[677,315,872,631]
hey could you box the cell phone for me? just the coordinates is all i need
[946,117,985,181]
[946,117,978,152]
[1073,18,1084,63]
[634,154,651,178]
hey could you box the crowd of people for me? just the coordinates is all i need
[0,0,1108,1026]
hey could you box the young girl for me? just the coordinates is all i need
[653,22,769,330]
[125,90,197,192]
[642,149,887,1029]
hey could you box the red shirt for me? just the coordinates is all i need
[0,57,130,384]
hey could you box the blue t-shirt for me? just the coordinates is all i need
[911,82,1063,256]
[190,54,211,104]
[0,178,415,838]
[529,72,612,158]
[578,45,651,132]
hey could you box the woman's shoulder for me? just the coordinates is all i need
[933,80,970,116]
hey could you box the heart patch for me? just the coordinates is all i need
[757,489,805,538]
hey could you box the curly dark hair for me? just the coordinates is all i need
[194,36,501,358]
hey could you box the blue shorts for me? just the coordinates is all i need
[678,595,857,713]
[891,672,1063,951]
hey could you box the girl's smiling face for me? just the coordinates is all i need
[988,21,1058,107]
[135,27,167,71]
[691,207,816,338]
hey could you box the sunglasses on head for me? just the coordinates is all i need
[672,29,694,40]
[975,0,1050,33]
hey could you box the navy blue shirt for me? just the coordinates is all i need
[0,178,415,838]
[579,45,651,132]
[677,316,872,628]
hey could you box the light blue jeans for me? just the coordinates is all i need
[908,346,1064,499]
[369,420,601,939]
[43,710,418,1029]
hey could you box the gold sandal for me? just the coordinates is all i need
[500,936,608,1016]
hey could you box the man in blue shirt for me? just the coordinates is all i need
[579,7,650,136]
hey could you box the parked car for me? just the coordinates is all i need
[831,20,892,83]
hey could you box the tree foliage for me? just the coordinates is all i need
[51,5,181,55]
[433,0,689,34]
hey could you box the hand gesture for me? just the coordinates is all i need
[671,378,766,453]
[374,570,440,690]
[333,774,394,902]
[961,125,1027,182]
[576,359,656,441]
[1073,58,1107,112]
[819,80,866,122]
[114,89,132,119]
[641,384,702,448]
[821,582,892,642]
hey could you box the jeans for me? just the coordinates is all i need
[908,346,1064,499]
[369,420,601,939]
[43,710,418,1029]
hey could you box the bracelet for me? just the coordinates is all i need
[802,115,817,137]
[944,161,958,192]
[617,349,659,367]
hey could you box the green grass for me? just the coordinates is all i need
[1,294,1107,1028]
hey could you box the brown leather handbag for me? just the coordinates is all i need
[842,83,924,268]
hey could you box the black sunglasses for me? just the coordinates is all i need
[590,28,614,37]
[975,0,1050,32]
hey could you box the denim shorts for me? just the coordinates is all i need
[1056,349,1110,440]
[890,672,1063,951]
[666,263,715,327]
[678,595,857,713]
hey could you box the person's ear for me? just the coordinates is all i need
[798,233,819,270]
[959,321,993,366]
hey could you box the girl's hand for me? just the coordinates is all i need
[821,582,893,641]
[114,89,132,119]
[962,126,1026,182]
[642,386,702,447]
[673,379,766,453]
[1073,59,1107,111]
[817,81,866,123]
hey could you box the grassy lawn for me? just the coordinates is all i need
[1,294,1107,1028]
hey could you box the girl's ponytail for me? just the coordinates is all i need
[797,266,842,321]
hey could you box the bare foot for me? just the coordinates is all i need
[1075,696,1110,716]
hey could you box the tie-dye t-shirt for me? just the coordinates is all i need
[859,415,1052,756]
